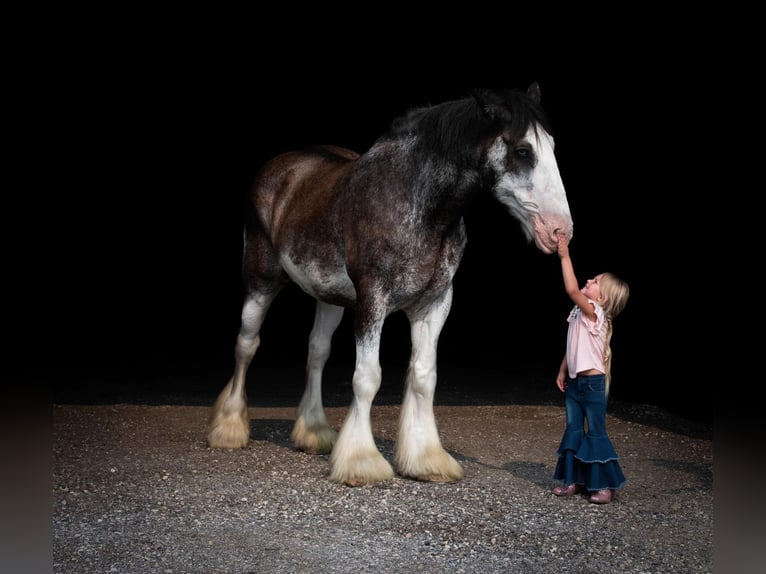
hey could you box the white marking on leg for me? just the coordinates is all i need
[396,287,463,482]
[292,302,344,454]
[208,292,274,449]
[330,326,393,485]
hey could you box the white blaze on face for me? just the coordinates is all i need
[530,128,570,222]
[486,126,572,253]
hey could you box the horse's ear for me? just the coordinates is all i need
[527,82,541,104]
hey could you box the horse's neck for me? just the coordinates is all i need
[408,155,484,227]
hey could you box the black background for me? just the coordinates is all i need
[35,63,708,423]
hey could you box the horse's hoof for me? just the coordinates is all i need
[207,412,250,449]
[207,427,249,449]
[328,456,395,486]
[291,418,337,454]
[395,447,464,483]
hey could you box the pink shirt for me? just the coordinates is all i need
[565,300,606,378]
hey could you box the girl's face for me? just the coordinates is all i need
[581,274,604,303]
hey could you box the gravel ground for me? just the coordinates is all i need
[52,373,713,574]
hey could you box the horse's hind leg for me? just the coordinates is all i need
[291,301,344,454]
[208,290,277,449]
[396,286,463,482]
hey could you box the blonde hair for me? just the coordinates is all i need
[599,272,630,396]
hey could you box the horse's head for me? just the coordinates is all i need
[473,84,573,254]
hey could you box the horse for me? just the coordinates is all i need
[208,84,573,486]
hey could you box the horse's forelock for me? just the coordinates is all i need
[499,89,553,140]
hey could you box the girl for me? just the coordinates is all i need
[551,235,630,504]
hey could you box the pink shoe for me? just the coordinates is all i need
[588,489,614,504]
[552,483,583,497]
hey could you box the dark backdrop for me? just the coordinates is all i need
[36,70,708,423]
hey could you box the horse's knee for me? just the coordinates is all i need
[407,363,436,397]
[352,365,382,400]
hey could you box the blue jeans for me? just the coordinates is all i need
[553,374,626,491]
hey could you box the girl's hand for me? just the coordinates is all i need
[557,234,570,258]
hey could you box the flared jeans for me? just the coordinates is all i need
[553,373,626,492]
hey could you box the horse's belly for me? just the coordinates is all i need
[281,254,356,305]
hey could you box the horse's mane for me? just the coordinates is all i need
[384,88,553,163]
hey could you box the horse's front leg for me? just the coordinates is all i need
[208,290,276,449]
[329,308,393,486]
[291,301,344,454]
[396,287,463,482]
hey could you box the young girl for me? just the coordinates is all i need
[551,234,630,504]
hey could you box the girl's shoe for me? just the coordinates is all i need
[552,483,583,497]
[588,489,614,504]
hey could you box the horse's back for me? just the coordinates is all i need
[254,144,359,191]
[249,145,359,235]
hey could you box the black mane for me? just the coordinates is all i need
[384,88,553,164]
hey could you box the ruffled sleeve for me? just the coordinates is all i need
[567,302,605,334]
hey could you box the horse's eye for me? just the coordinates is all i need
[514,147,533,162]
